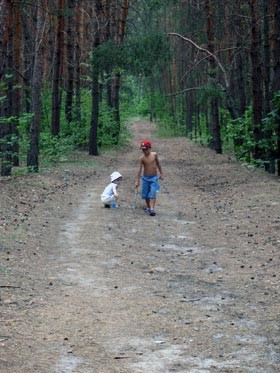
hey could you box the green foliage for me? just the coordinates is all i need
[41,84,52,131]
[191,113,211,145]
[156,116,185,137]
[18,112,34,152]
[125,32,172,76]
[61,120,88,149]
[119,76,141,117]
[136,97,151,118]
[0,131,19,172]
[262,91,280,153]
[94,41,126,72]
[224,96,279,167]
[196,86,224,104]
[223,107,254,161]
[40,133,75,164]
[98,105,119,147]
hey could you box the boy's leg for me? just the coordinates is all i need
[144,199,151,214]
[148,179,158,215]
[142,178,151,210]
[150,198,156,210]
[145,198,151,209]
[149,198,156,215]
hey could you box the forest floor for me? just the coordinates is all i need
[0,119,279,373]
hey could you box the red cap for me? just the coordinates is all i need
[140,139,151,149]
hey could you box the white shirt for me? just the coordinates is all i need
[101,182,118,198]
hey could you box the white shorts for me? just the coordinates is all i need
[101,195,116,205]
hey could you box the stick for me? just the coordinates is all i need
[133,187,138,210]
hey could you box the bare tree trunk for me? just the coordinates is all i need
[89,0,102,156]
[0,1,10,175]
[46,5,56,81]
[112,0,130,143]
[186,89,195,138]
[261,0,275,173]
[250,0,264,161]
[22,7,34,114]
[0,0,13,176]
[74,0,82,122]
[271,0,280,175]
[65,0,76,126]
[51,0,65,137]
[27,0,45,171]
[263,0,271,115]
[11,0,21,166]
[105,0,113,108]
[205,0,222,154]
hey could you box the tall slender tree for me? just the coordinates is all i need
[271,0,280,175]
[250,0,264,161]
[51,0,65,136]
[11,0,21,166]
[65,0,76,126]
[205,0,222,153]
[74,0,83,122]
[27,0,46,171]
[89,0,103,156]
[0,0,13,176]
[112,0,130,143]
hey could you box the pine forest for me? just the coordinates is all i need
[0,0,279,176]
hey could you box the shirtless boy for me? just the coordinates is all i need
[135,139,163,216]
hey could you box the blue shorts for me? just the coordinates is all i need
[141,175,159,200]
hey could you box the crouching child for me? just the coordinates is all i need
[101,171,122,208]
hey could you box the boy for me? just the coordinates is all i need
[135,139,163,216]
[101,171,122,208]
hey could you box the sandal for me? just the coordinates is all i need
[149,210,156,216]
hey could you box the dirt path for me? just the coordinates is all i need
[1,120,279,373]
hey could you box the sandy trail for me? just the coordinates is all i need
[1,120,279,373]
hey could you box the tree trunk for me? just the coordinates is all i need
[27,0,45,172]
[205,0,222,154]
[112,0,130,143]
[186,90,194,138]
[74,0,82,123]
[104,0,113,108]
[89,60,99,156]
[51,0,65,137]
[271,0,280,175]
[261,0,275,173]
[11,0,21,166]
[0,0,13,176]
[65,0,76,126]
[250,0,264,161]
[22,8,34,114]
[263,0,271,115]
[89,0,103,156]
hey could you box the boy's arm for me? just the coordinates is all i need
[135,158,143,187]
[155,153,163,179]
